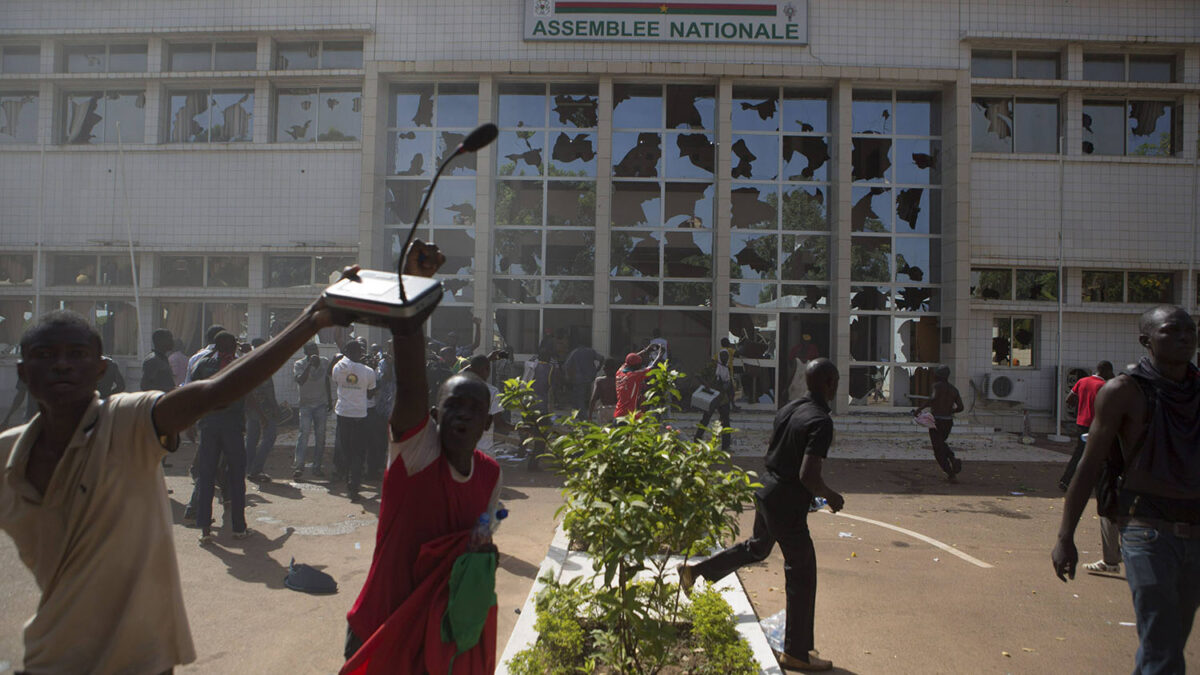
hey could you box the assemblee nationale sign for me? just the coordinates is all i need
[524,0,808,45]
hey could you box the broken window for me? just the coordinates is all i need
[893,316,940,364]
[63,90,145,144]
[731,282,778,309]
[314,256,356,285]
[551,85,598,129]
[611,182,660,228]
[0,92,37,143]
[781,235,829,281]
[851,137,891,182]
[167,90,253,143]
[852,286,892,311]
[545,230,594,276]
[782,186,828,232]
[494,229,543,277]
[498,129,544,176]
[274,87,361,142]
[429,179,477,225]
[851,188,889,232]
[1128,272,1174,304]
[0,254,33,285]
[612,132,661,177]
[896,187,941,234]
[1083,99,1175,156]
[664,183,712,228]
[276,40,362,69]
[613,84,661,129]
[849,314,890,362]
[546,280,592,305]
[611,281,658,305]
[731,233,777,280]
[972,97,1058,154]
[732,86,779,132]
[851,236,890,283]
[1014,269,1057,301]
[547,181,595,227]
[730,135,778,180]
[494,308,540,354]
[493,279,541,304]
[1,45,39,74]
[894,237,939,284]
[0,298,33,355]
[731,185,777,230]
[610,231,662,278]
[1082,270,1124,302]
[65,42,146,73]
[971,97,1013,152]
[852,91,891,134]
[665,85,714,130]
[612,308,712,378]
[781,284,828,309]
[495,180,543,226]
[895,139,940,184]
[992,316,1035,367]
[970,268,1012,300]
[782,136,829,181]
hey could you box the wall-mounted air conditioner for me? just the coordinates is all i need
[985,372,1028,402]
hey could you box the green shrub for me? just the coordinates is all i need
[685,585,758,675]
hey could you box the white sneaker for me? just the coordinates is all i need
[1083,560,1119,573]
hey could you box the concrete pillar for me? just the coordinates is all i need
[942,73,972,398]
[830,80,852,414]
[593,76,613,355]
[713,77,733,351]
[475,75,496,338]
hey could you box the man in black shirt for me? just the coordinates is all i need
[678,358,845,672]
[140,328,177,393]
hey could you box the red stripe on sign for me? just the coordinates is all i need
[557,2,775,10]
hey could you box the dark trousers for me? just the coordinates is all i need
[929,418,958,476]
[694,400,732,451]
[336,414,370,493]
[195,420,246,534]
[1059,426,1089,486]
[693,494,816,656]
[365,406,389,478]
[344,623,364,661]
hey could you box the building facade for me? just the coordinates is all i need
[0,0,1197,429]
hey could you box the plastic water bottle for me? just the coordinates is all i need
[809,496,827,512]
[468,513,491,550]
[489,503,509,534]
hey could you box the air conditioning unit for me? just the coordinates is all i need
[985,372,1028,402]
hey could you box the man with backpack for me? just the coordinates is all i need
[1052,305,1200,674]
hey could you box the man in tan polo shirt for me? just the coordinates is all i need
[0,287,351,675]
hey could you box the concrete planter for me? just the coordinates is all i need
[498,523,783,675]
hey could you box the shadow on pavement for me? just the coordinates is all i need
[498,554,540,580]
[203,527,296,589]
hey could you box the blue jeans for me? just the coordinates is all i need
[195,420,247,534]
[293,404,328,471]
[245,413,277,476]
[1121,523,1200,674]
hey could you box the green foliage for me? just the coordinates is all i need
[683,585,758,675]
[500,367,760,673]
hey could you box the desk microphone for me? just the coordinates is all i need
[323,123,499,325]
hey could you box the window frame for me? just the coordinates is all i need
[970,95,1062,154]
[1082,98,1180,157]
[1081,270,1176,304]
[167,41,258,72]
[1,44,40,74]
[1082,52,1177,83]
[163,87,255,143]
[991,315,1038,369]
[61,41,148,74]
[970,49,1062,80]
[0,91,39,144]
[272,85,362,143]
[274,40,363,70]
[60,88,147,145]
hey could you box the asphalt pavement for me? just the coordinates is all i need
[0,426,1196,674]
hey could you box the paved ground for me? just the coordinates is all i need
[0,424,1197,674]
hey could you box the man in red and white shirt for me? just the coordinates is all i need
[341,241,502,675]
[1059,361,1114,491]
[614,345,658,420]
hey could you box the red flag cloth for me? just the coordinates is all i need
[339,531,497,675]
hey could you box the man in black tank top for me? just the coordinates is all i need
[1052,305,1200,674]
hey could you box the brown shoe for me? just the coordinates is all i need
[775,649,833,671]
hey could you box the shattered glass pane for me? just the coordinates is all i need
[437,84,478,127]
[313,256,356,285]
[894,237,940,283]
[66,45,106,73]
[971,98,1012,152]
[391,84,434,127]
[663,282,712,306]
[612,132,661,177]
[896,187,940,234]
[732,87,780,131]
[664,231,712,278]
[851,188,890,232]
[731,233,778,280]
[494,229,543,275]
[316,89,360,141]
[611,280,658,305]
[384,179,430,225]
[666,132,714,177]
[497,130,544,176]
[546,230,595,276]
[611,182,661,228]
[782,136,829,181]
[971,269,1012,300]
[276,42,318,69]
[782,186,828,231]
[168,92,210,142]
[852,91,891,134]
[1127,101,1172,156]
[782,89,829,134]
[664,183,713,228]
[549,132,597,175]
[731,185,778,230]
[895,287,939,311]
[895,139,940,184]
[427,228,474,275]
[851,236,891,282]
[613,84,661,128]
[731,135,779,179]
[387,130,432,176]
[849,316,890,362]
[896,92,940,136]
[431,180,476,226]
[209,91,253,142]
[894,316,940,363]
[1082,101,1123,155]
[850,286,891,311]
[781,235,829,281]
[550,84,598,128]
[499,83,546,128]
[781,284,828,309]
[1014,99,1058,153]
[610,230,662,277]
[493,280,541,304]
[546,280,593,305]
[731,282,778,309]
[851,137,891,182]
[0,93,37,143]
[1014,270,1057,301]
[665,84,714,129]
[275,89,317,142]
[104,91,145,144]
[64,92,101,144]
[437,130,477,175]
[547,181,596,227]
[495,180,543,225]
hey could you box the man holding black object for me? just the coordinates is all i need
[1052,305,1200,675]
[678,358,844,672]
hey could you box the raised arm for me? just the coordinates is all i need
[1051,378,1135,581]
[153,280,354,435]
[389,241,446,438]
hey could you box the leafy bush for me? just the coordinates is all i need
[684,585,758,675]
[500,365,760,673]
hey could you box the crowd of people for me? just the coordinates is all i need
[0,238,1196,674]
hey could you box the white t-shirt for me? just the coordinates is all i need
[476,384,505,453]
[332,359,377,418]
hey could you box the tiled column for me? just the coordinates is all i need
[475,75,496,338]
[830,80,852,414]
[592,76,613,354]
[713,77,732,350]
[142,82,162,144]
[253,80,271,143]
[941,73,971,396]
